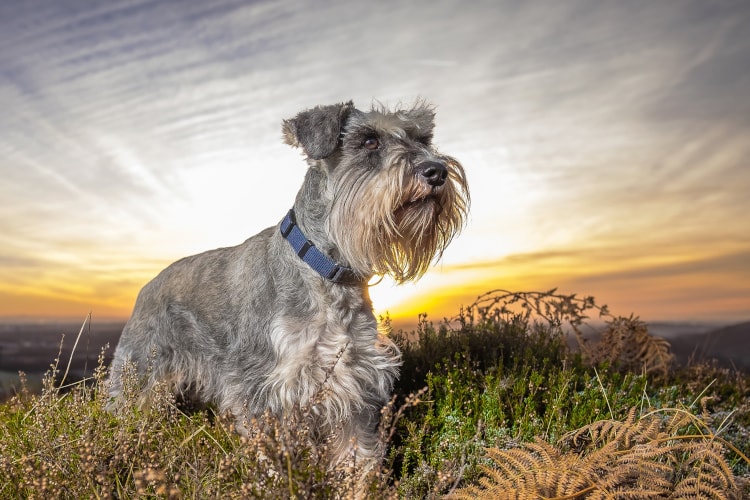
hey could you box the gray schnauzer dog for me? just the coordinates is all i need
[108,100,469,469]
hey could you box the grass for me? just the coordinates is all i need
[0,289,748,498]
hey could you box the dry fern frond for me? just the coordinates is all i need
[582,315,673,378]
[568,407,660,450]
[449,289,604,332]
[449,439,593,500]
[447,289,674,378]
[452,407,746,500]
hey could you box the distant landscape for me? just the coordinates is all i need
[0,320,124,400]
[655,321,750,370]
[1,318,748,401]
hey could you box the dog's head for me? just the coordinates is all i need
[282,101,469,283]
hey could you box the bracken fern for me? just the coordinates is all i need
[451,406,748,499]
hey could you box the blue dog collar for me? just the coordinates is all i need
[280,209,365,286]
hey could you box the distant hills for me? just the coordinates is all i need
[0,319,748,400]
[0,321,124,375]
[667,321,750,370]
[0,320,124,399]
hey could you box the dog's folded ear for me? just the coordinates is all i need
[282,101,354,160]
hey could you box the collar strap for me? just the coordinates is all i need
[280,209,365,286]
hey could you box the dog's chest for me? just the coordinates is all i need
[264,296,390,413]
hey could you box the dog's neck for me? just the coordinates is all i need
[280,209,366,286]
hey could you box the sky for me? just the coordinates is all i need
[1,0,749,327]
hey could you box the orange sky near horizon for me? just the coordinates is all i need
[2,239,747,328]
[1,1,749,328]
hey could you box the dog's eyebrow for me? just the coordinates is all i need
[388,128,408,140]
[345,125,379,139]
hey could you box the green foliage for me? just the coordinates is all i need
[387,289,749,498]
[0,289,748,498]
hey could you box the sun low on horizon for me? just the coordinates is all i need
[1,1,749,328]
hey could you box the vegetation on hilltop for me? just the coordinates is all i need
[0,289,748,498]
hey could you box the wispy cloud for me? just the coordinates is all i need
[0,0,748,321]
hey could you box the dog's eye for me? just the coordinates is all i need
[363,137,380,150]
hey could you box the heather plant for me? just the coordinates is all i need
[0,289,748,499]
[0,340,400,498]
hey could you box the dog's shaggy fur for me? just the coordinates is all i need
[108,100,469,470]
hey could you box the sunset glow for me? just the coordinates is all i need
[1,1,748,327]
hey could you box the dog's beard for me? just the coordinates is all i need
[330,156,469,283]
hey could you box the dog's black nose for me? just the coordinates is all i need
[417,161,448,187]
